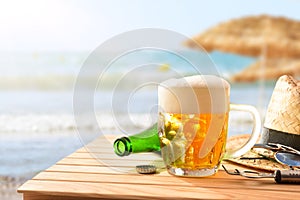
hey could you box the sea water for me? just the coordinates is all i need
[0,50,275,178]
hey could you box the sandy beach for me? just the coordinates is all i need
[0,176,26,200]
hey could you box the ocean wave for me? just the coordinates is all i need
[0,75,76,90]
[0,50,258,91]
[0,72,182,90]
[0,113,154,134]
[0,111,257,135]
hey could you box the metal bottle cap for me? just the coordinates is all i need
[136,165,157,174]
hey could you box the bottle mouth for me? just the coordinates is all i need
[113,137,131,156]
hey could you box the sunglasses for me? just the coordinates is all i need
[222,143,300,184]
[252,143,300,167]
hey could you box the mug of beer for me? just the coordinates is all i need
[158,75,261,177]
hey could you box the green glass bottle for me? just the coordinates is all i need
[113,124,161,156]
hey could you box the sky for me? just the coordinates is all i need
[1,0,300,52]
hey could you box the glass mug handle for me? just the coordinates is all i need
[224,104,261,159]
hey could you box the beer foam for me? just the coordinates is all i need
[158,75,230,114]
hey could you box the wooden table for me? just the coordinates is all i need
[18,136,300,200]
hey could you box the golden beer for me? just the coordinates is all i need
[158,112,228,171]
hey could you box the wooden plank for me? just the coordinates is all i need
[30,170,248,187]
[23,189,299,200]
[31,170,300,192]
[23,193,101,200]
[67,151,162,161]
[19,177,300,200]
[86,143,114,149]
[18,180,228,199]
[32,170,237,184]
[46,164,139,174]
[206,188,300,200]
[56,157,164,168]
[45,163,255,176]
[78,146,116,153]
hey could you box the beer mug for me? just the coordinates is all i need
[158,75,261,177]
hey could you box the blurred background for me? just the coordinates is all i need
[1,0,299,199]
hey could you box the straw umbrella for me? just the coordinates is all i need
[185,15,300,81]
[186,15,300,58]
[231,59,300,82]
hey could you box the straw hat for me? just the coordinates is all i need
[264,75,300,134]
[225,75,299,171]
[261,75,300,149]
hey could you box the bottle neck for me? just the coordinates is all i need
[113,124,160,157]
[113,137,132,156]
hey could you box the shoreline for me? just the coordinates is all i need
[0,175,28,200]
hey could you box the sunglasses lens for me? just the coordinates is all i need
[275,151,300,167]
